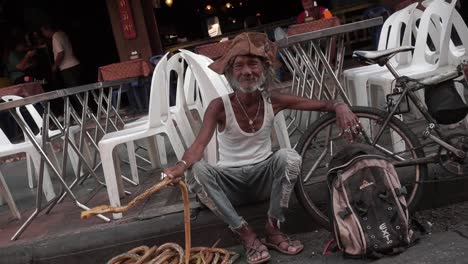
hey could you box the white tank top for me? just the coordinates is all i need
[217,94,274,167]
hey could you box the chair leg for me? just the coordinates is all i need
[155,135,167,165]
[30,152,56,202]
[147,135,162,170]
[26,153,35,189]
[45,142,62,175]
[67,135,81,178]
[0,170,21,219]
[273,113,291,149]
[100,145,125,219]
[125,141,139,184]
[166,124,187,160]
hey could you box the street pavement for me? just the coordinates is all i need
[229,229,468,264]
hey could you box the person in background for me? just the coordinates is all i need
[6,39,37,84]
[297,0,333,24]
[40,23,82,88]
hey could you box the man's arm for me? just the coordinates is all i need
[52,51,64,72]
[271,92,342,113]
[271,92,360,141]
[164,98,222,181]
[52,34,64,72]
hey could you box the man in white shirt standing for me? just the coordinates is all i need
[40,24,82,88]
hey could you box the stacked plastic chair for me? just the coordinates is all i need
[366,0,468,111]
[98,54,187,219]
[344,3,420,107]
[122,53,197,183]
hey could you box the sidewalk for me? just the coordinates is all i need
[1,158,468,263]
[229,227,468,263]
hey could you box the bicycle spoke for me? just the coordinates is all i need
[303,147,328,183]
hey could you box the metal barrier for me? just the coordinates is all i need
[0,78,139,240]
[276,17,383,140]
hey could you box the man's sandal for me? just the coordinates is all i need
[262,233,304,255]
[242,237,271,264]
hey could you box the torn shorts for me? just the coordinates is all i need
[186,148,302,229]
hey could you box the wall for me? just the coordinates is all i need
[106,0,155,61]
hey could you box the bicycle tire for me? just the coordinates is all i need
[294,106,428,230]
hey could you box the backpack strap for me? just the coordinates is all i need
[395,186,408,196]
[338,207,352,219]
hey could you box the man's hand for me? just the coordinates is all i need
[162,162,186,185]
[334,103,361,142]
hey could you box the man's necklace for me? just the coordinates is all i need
[235,92,262,131]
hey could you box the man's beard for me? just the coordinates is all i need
[230,73,266,93]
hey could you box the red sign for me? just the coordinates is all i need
[118,0,137,39]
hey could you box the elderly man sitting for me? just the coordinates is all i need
[164,32,360,264]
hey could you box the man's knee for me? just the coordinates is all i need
[273,148,302,182]
[186,160,211,192]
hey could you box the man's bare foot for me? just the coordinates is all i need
[235,224,271,264]
[262,218,304,255]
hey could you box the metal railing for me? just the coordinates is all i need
[277,17,383,141]
[0,78,140,240]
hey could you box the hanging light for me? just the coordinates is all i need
[225,2,233,8]
[205,4,212,11]
[165,0,173,7]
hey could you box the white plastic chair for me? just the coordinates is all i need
[344,3,420,107]
[98,54,185,219]
[366,0,467,111]
[0,127,56,210]
[123,53,197,178]
[2,95,84,179]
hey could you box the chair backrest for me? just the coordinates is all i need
[1,95,44,135]
[379,3,419,65]
[167,52,198,135]
[147,53,169,129]
[167,53,188,112]
[411,0,457,67]
[447,9,468,64]
[179,49,229,105]
[0,128,12,145]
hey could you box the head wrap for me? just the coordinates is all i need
[208,32,278,74]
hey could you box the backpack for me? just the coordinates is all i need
[327,144,413,258]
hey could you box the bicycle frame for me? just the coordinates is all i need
[367,60,466,166]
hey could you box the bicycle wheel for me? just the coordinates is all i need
[294,106,428,230]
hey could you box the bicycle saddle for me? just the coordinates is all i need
[353,46,415,66]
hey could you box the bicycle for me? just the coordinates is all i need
[294,46,468,229]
